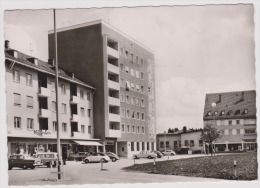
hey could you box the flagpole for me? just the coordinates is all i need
[54,9,61,180]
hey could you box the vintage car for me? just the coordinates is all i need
[33,152,60,167]
[162,150,177,156]
[133,151,157,159]
[105,152,120,162]
[8,154,42,170]
[83,152,110,163]
[74,152,91,161]
[152,151,164,158]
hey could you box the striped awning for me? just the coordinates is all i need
[74,141,102,146]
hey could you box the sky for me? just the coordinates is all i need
[4,4,256,133]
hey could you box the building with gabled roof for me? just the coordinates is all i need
[203,90,257,152]
[4,40,101,158]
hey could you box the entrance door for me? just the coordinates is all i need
[62,145,68,160]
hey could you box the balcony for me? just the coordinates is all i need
[108,113,121,122]
[38,87,51,97]
[107,46,119,59]
[108,129,121,138]
[39,109,51,118]
[107,63,119,75]
[70,95,80,104]
[71,114,80,122]
[108,80,119,90]
[71,131,81,138]
[108,97,120,106]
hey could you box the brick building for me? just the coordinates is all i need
[203,90,257,152]
[4,41,101,158]
[48,20,156,157]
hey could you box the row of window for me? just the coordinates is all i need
[130,142,155,152]
[120,65,144,79]
[14,93,33,108]
[13,70,91,101]
[219,128,256,135]
[121,124,145,134]
[52,102,91,117]
[121,109,145,120]
[207,109,248,116]
[120,78,145,93]
[160,140,203,148]
[120,94,145,107]
[13,70,32,86]
[14,116,92,134]
[119,48,144,67]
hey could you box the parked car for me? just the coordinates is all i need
[83,152,110,163]
[162,150,176,156]
[176,147,189,154]
[74,152,91,161]
[152,151,163,158]
[133,151,157,159]
[105,152,120,162]
[33,152,60,167]
[8,154,42,170]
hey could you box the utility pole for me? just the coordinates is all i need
[54,9,61,180]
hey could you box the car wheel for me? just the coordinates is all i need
[46,162,50,168]
[8,166,12,170]
[31,166,35,169]
[22,165,27,169]
[134,155,138,159]
[112,157,116,162]
[84,159,89,164]
[171,153,174,156]
[148,156,152,159]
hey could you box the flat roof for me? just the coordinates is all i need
[48,19,154,53]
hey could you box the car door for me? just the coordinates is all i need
[9,155,17,168]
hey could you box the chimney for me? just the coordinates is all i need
[27,57,38,66]
[71,73,75,79]
[48,59,55,66]
[5,40,10,49]
[183,126,187,133]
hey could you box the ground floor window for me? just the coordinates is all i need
[131,142,134,151]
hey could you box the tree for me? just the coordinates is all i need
[200,125,221,156]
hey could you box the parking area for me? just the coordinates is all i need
[9,154,220,185]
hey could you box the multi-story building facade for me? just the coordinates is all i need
[5,41,100,158]
[157,128,204,153]
[203,90,257,152]
[48,20,156,157]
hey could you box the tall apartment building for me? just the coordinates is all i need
[48,20,156,157]
[203,90,257,152]
[4,41,101,158]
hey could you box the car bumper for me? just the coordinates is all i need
[33,163,43,166]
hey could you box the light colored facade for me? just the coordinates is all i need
[5,41,98,158]
[48,20,156,158]
[157,129,204,153]
[203,90,257,152]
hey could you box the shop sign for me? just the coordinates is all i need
[34,130,51,136]
[105,141,114,145]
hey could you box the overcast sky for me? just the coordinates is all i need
[4,5,256,133]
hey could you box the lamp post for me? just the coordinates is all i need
[211,102,216,156]
[164,131,166,152]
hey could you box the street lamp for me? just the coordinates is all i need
[164,131,166,152]
[211,102,216,156]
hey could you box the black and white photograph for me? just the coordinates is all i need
[0,0,259,187]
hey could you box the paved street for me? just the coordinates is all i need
[9,154,223,185]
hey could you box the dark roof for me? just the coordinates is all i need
[203,90,256,120]
[157,129,202,136]
[5,48,95,90]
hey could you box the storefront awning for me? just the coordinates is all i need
[74,141,102,146]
